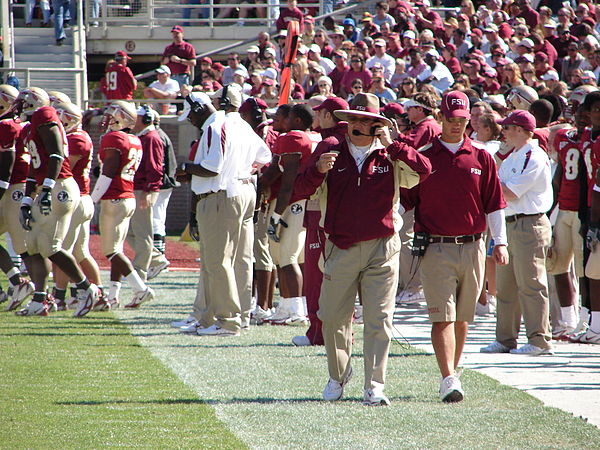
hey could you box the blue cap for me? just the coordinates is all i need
[343,18,356,27]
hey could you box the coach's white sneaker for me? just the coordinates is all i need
[16,300,49,316]
[6,279,34,311]
[147,260,170,280]
[480,341,511,353]
[73,284,100,318]
[251,306,272,325]
[510,343,554,355]
[197,324,240,337]
[439,375,464,403]
[269,300,291,324]
[125,287,155,309]
[577,329,600,345]
[323,366,353,402]
[171,315,196,328]
[395,288,425,306]
[179,320,202,334]
[363,383,391,406]
[292,335,311,346]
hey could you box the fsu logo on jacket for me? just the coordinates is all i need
[291,203,303,215]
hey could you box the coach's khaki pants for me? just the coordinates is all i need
[193,185,255,332]
[318,234,400,390]
[127,190,158,281]
[496,214,552,350]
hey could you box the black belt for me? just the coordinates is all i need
[505,213,543,223]
[428,233,482,244]
[198,190,222,199]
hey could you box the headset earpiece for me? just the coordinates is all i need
[141,104,153,125]
[186,95,206,116]
[250,97,262,123]
[219,85,231,110]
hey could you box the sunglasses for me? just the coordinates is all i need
[352,84,362,88]
[351,59,362,63]
[318,84,329,87]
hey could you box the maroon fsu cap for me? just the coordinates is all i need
[497,110,536,132]
[171,25,184,33]
[440,91,471,119]
[313,97,350,114]
[115,50,131,60]
[382,102,405,117]
[239,97,268,114]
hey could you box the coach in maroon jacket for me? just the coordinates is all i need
[129,106,164,281]
[401,91,508,403]
[295,93,431,406]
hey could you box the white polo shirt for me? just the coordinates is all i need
[191,111,271,197]
[498,140,552,217]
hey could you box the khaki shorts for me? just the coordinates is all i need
[548,209,583,277]
[0,183,28,255]
[254,208,273,271]
[268,200,306,267]
[420,238,486,323]
[62,194,94,262]
[26,177,80,258]
[99,197,136,256]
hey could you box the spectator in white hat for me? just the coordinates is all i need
[308,44,335,75]
[366,38,395,82]
[144,65,180,114]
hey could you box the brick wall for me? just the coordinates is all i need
[87,116,200,234]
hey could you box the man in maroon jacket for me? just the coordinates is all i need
[397,92,441,149]
[128,106,164,282]
[402,91,508,403]
[294,93,431,406]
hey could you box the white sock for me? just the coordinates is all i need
[590,311,600,334]
[561,306,577,329]
[278,297,290,313]
[301,296,308,316]
[125,271,146,292]
[109,281,121,299]
[580,306,590,325]
[6,267,19,280]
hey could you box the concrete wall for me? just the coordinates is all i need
[88,116,199,233]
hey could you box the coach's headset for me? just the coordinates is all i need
[248,97,263,123]
[141,104,153,125]
[185,94,209,117]
[219,84,231,110]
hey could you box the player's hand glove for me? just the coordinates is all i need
[19,204,34,231]
[189,212,199,242]
[268,213,288,243]
[586,226,600,251]
[39,187,52,215]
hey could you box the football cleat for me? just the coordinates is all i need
[5,279,35,311]
[124,288,154,309]
[73,284,100,318]
[16,300,49,316]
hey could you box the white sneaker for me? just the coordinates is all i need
[124,287,155,309]
[147,260,170,280]
[179,320,201,334]
[269,301,291,324]
[510,343,554,355]
[171,315,196,328]
[73,284,100,318]
[395,288,425,306]
[16,300,49,316]
[552,321,575,341]
[354,305,364,324]
[363,384,391,406]
[439,375,464,403]
[6,279,34,311]
[284,313,309,326]
[241,318,250,329]
[251,306,272,325]
[572,312,590,335]
[322,367,353,401]
[578,329,600,344]
[480,341,511,353]
[292,335,311,346]
[197,324,240,337]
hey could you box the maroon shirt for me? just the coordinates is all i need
[10,121,30,185]
[67,129,93,195]
[102,63,136,100]
[134,128,164,192]
[294,138,431,249]
[276,6,304,33]
[534,127,550,153]
[162,41,196,75]
[397,117,441,149]
[329,65,350,96]
[340,69,373,94]
[517,5,539,29]
[538,40,558,67]
[401,136,505,236]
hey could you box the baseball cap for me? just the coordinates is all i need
[275,29,287,39]
[382,102,404,117]
[415,0,431,6]
[515,54,534,63]
[517,38,534,49]
[233,68,247,77]
[305,15,315,24]
[470,28,483,37]
[261,67,278,80]
[262,78,275,86]
[264,47,277,57]
[374,38,386,47]
[440,90,471,119]
[212,62,225,71]
[239,97,268,115]
[343,18,356,27]
[156,65,171,75]
[171,25,184,33]
[544,19,557,28]
[362,12,373,22]
[540,70,559,81]
[497,110,536,132]
[484,23,499,33]
[425,48,440,59]
[483,68,497,77]
[464,59,481,70]
[210,85,243,109]
[115,50,131,60]
[309,44,321,54]
[445,43,457,53]
[246,45,259,53]
[402,30,416,40]
[333,50,348,59]
[581,71,597,84]
[179,91,211,121]
[313,97,350,115]
[329,26,345,36]
[199,56,212,64]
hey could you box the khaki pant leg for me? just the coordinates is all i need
[254,208,273,272]
[398,209,420,292]
[317,239,361,383]
[72,195,94,262]
[234,185,256,325]
[192,221,212,326]
[196,190,243,332]
[511,215,552,349]
[2,184,28,255]
[359,234,400,389]
[99,198,135,256]
[127,190,157,281]
[496,224,522,349]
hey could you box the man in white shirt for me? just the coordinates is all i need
[222,53,249,86]
[366,39,395,82]
[417,49,454,95]
[481,110,554,356]
[308,44,335,75]
[176,88,271,336]
[143,65,180,114]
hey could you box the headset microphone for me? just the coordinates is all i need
[352,127,379,137]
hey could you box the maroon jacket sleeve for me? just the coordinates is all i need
[136,132,164,192]
[386,140,432,184]
[293,138,336,200]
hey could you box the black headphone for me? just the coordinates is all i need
[185,95,207,116]
[249,97,263,123]
[219,84,231,110]
[141,104,153,125]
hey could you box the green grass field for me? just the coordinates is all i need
[2,269,600,449]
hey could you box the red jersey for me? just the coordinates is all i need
[11,122,31,185]
[162,41,196,75]
[555,128,582,212]
[533,127,550,153]
[0,117,21,151]
[102,63,136,100]
[98,131,143,200]
[25,106,71,185]
[269,130,315,203]
[67,129,93,195]
[581,127,600,207]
